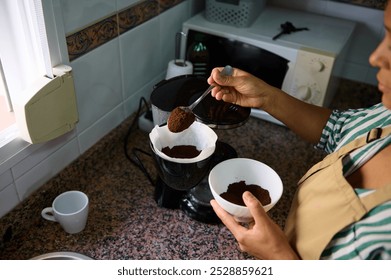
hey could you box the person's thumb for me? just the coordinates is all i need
[213,67,235,86]
[242,191,268,224]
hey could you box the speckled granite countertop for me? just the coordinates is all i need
[0,79,381,260]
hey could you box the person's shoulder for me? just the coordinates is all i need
[365,102,387,112]
[343,103,388,122]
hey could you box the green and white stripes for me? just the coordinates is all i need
[321,195,391,259]
[317,103,391,176]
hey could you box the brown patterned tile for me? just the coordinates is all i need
[118,0,159,35]
[331,0,386,10]
[158,0,185,13]
[66,0,186,61]
[67,15,118,61]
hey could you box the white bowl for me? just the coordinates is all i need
[209,158,283,222]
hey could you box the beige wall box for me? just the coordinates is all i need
[14,65,79,144]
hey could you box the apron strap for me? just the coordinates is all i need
[298,126,391,185]
[336,126,391,156]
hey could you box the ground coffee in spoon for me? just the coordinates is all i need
[220,180,271,206]
[167,107,195,133]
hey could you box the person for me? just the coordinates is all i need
[208,1,391,260]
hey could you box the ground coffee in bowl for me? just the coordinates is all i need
[220,180,271,206]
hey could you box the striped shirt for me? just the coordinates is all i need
[314,103,391,259]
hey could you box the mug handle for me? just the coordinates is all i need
[41,207,57,222]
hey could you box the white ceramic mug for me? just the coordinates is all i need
[41,190,89,234]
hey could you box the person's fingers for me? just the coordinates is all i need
[242,191,268,225]
[213,67,237,86]
[210,199,246,236]
[210,85,222,98]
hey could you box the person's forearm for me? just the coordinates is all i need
[264,87,332,144]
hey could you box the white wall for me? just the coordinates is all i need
[0,0,204,218]
[270,0,384,85]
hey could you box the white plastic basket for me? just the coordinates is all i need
[205,0,266,27]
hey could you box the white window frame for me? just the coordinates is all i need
[0,0,68,173]
[0,59,18,149]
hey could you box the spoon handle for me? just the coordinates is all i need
[188,65,233,111]
[188,84,214,111]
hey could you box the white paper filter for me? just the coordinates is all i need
[149,122,217,163]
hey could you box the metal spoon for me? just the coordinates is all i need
[180,65,233,113]
[167,65,233,133]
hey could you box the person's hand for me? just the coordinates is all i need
[207,67,277,109]
[208,66,331,144]
[210,191,299,260]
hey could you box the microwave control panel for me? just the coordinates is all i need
[289,48,336,107]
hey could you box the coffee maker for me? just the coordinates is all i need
[149,75,250,224]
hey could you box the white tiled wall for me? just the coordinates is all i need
[0,0,205,218]
[59,0,118,34]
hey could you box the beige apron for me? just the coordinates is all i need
[284,126,391,260]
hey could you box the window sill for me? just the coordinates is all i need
[0,133,37,175]
[0,123,18,149]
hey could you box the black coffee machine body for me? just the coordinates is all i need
[149,75,250,223]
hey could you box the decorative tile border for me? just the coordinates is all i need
[67,15,118,61]
[67,0,184,61]
[330,0,386,10]
[118,0,159,35]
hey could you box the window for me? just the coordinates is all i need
[0,63,17,148]
[0,0,54,148]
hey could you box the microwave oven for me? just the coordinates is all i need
[181,6,356,124]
